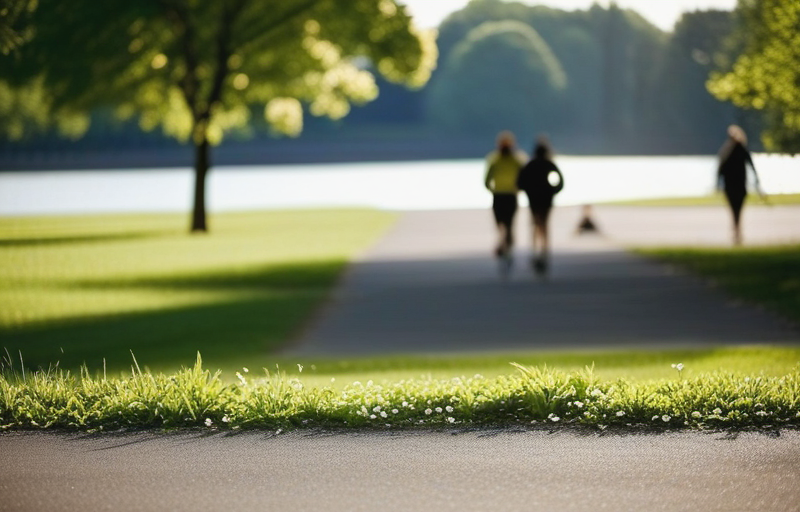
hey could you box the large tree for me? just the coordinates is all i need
[706,0,800,154]
[2,0,436,231]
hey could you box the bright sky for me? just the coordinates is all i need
[400,0,738,32]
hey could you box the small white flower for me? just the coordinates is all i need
[392,409,399,414]
[662,415,671,422]
[425,408,433,415]
[373,405,382,413]
[755,411,768,417]
[676,363,684,371]
[204,418,213,427]
[435,407,443,413]
[380,411,388,418]
[713,408,722,415]
[652,415,660,421]
[547,413,560,422]
[369,414,377,420]
[242,367,249,373]
[330,377,335,383]
[671,364,677,369]
[446,417,455,424]
[574,401,584,408]
[745,377,751,382]
[616,411,625,417]
[591,389,603,397]
[222,415,230,423]
[445,405,454,413]
[691,411,702,419]
[402,401,409,408]
[297,364,303,373]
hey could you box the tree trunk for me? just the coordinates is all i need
[190,134,210,233]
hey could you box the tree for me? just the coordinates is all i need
[429,20,566,143]
[707,0,800,153]
[2,0,436,231]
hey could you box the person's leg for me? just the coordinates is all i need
[726,191,745,246]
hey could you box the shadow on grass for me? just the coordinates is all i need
[0,231,171,247]
[1,260,346,374]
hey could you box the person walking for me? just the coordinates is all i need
[717,125,764,245]
[485,131,527,260]
[517,136,563,276]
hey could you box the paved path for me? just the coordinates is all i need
[2,429,799,512]
[286,205,800,356]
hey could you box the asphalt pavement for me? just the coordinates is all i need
[285,205,800,356]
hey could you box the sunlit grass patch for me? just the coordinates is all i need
[0,209,397,372]
[606,193,800,207]
[1,354,798,432]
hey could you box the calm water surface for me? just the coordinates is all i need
[0,155,797,216]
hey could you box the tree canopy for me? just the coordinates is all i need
[707,0,800,153]
[1,0,436,230]
[429,20,566,142]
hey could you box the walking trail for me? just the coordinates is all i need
[286,204,800,356]
[2,204,799,512]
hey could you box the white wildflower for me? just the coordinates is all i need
[691,411,702,419]
[616,411,625,417]
[755,411,768,417]
[713,408,722,415]
[380,411,388,418]
[435,407,443,413]
[574,401,584,408]
[591,389,603,397]
[297,364,303,373]
[222,415,230,423]
[652,415,660,421]
[402,401,409,408]
[548,413,560,422]
[447,417,455,424]
[204,418,213,427]
[425,408,433,415]
[242,367,249,373]
[445,405,454,413]
[369,414,377,420]
[373,405,381,413]
[662,415,671,422]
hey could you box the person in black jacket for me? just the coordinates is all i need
[517,137,564,275]
[717,125,763,246]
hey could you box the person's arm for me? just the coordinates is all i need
[746,149,767,199]
[550,163,564,194]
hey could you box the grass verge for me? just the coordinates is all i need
[606,192,800,207]
[638,244,800,326]
[1,353,798,432]
[0,209,397,373]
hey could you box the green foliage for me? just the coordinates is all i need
[430,19,565,140]
[2,356,798,432]
[0,209,397,373]
[640,244,800,326]
[1,0,436,143]
[707,0,800,153]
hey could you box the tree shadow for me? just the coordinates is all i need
[0,231,171,247]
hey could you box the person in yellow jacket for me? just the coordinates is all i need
[485,131,527,258]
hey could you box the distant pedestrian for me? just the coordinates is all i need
[517,136,563,275]
[485,131,527,259]
[717,125,764,245]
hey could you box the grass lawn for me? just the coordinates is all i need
[0,209,397,374]
[606,192,800,207]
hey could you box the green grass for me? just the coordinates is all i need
[1,353,798,432]
[0,209,397,373]
[639,244,800,326]
[607,192,800,207]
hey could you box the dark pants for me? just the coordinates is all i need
[492,194,517,247]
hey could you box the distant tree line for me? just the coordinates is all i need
[2,0,797,164]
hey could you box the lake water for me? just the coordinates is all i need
[0,155,797,216]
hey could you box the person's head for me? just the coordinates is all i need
[727,125,747,146]
[533,135,552,159]
[496,130,516,155]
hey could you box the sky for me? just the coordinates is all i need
[400,0,738,32]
